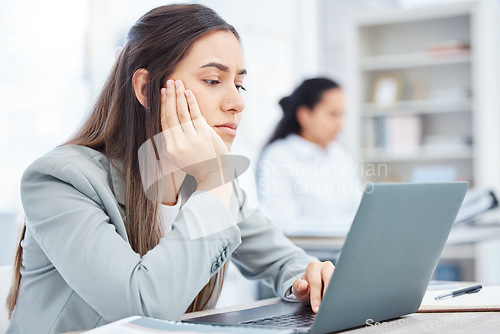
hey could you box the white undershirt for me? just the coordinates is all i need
[159,193,182,236]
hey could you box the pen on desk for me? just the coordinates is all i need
[435,284,483,300]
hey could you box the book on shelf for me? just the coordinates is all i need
[373,115,422,154]
[426,39,471,59]
[421,135,472,154]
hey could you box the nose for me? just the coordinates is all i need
[222,87,245,114]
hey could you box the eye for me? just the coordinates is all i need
[204,79,221,86]
[236,85,246,92]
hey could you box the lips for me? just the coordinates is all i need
[214,121,238,130]
[214,121,238,136]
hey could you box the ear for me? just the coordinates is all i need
[132,68,149,108]
[296,105,311,129]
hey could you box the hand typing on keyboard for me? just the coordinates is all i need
[292,260,335,314]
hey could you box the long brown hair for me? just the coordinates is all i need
[7,3,239,318]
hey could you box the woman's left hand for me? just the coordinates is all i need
[292,261,335,313]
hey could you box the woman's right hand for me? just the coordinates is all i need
[160,79,231,190]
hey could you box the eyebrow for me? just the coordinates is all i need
[200,62,247,75]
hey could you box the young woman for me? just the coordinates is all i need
[6,4,334,333]
[257,78,362,236]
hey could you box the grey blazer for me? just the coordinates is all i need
[8,145,315,334]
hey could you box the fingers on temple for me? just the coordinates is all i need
[161,80,180,129]
[185,89,203,120]
[186,91,210,135]
[174,80,196,134]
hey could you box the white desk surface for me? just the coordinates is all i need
[181,297,500,333]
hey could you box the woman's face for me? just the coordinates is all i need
[300,88,345,148]
[169,30,246,150]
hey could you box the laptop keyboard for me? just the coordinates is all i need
[240,309,316,328]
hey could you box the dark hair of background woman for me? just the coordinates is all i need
[264,77,340,148]
[7,3,238,318]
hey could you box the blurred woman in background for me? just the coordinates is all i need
[257,78,362,237]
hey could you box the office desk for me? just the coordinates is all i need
[181,297,500,333]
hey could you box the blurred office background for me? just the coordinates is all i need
[1,0,500,310]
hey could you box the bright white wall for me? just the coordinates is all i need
[0,0,90,265]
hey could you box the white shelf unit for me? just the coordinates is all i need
[346,1,500,190]
[360,51,471,71]
[346,1,500,284]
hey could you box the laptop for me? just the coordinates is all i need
[185,182,468,333]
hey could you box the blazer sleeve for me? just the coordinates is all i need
[230,172,318,301]
[20,153,242,322]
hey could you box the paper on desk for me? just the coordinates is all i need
[85,316,293,333]
[419,285,500,312]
